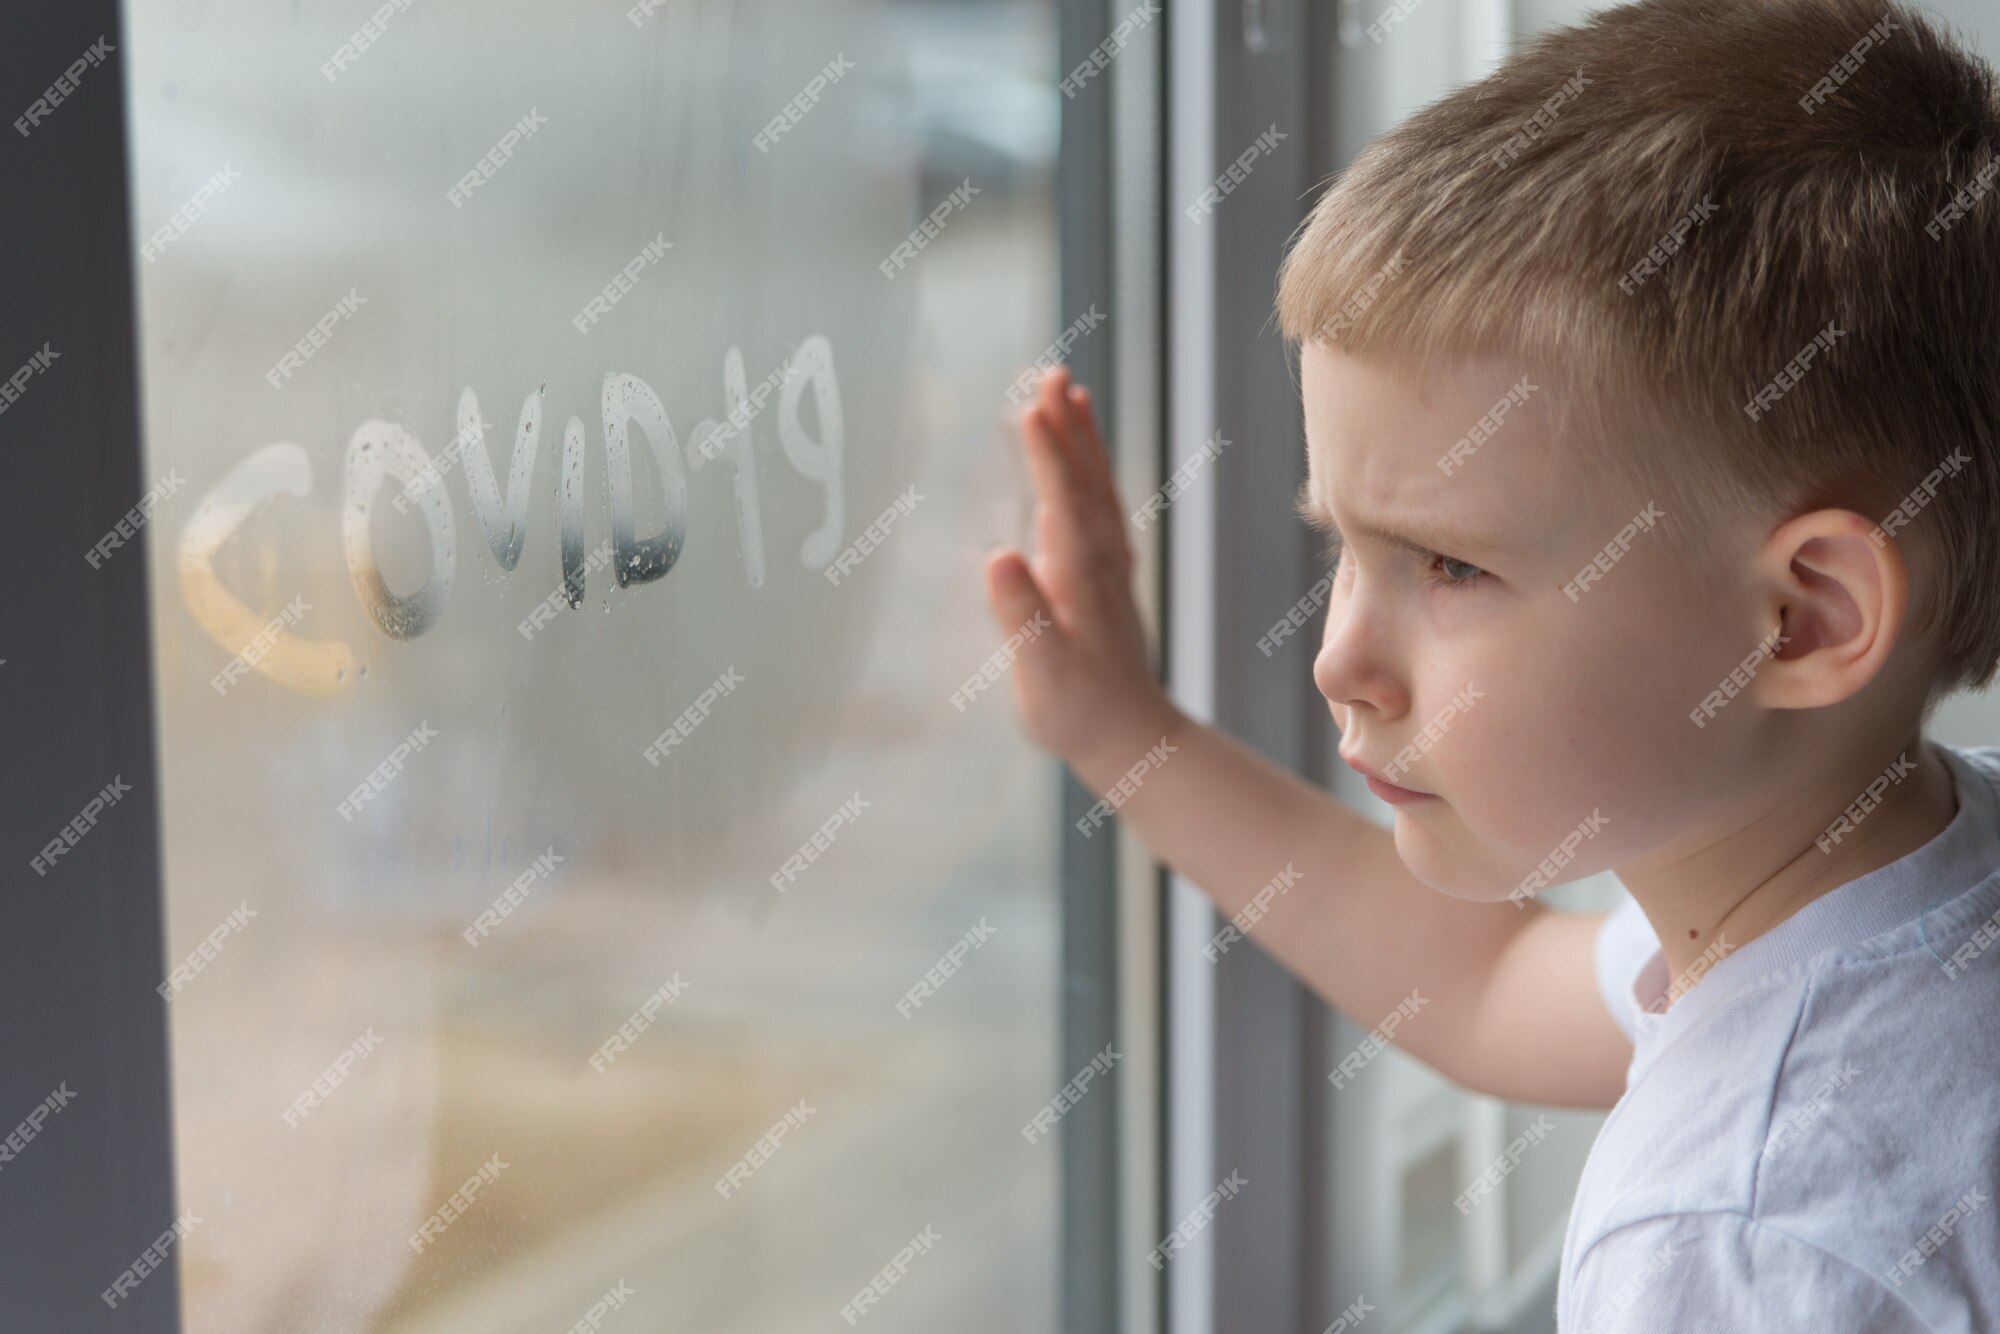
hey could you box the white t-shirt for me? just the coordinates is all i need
[1560,739,2000,1332]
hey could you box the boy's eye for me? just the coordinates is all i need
[1319,531,1487,592]
[1432,554,1485,588]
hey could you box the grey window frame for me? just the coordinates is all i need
[0,2,184,1331]
[1164,1,1345,1331]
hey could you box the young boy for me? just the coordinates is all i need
[983,0,2000,1326]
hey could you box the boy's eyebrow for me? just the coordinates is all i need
[1292,476,1505,559]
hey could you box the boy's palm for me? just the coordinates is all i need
[982,366,1173,770]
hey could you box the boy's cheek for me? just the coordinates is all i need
[1439,734,1616,859]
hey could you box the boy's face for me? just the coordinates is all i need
[1300,341,1767,903]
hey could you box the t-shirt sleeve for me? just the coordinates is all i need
[1592,893,1656,1044]
[1567,1214,1929,1333]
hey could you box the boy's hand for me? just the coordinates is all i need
[982,365,1181,777]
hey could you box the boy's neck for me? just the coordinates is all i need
[1623,732,1959,1008]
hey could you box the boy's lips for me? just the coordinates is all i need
[1340,752,1437,802]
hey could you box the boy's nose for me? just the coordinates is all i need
[1312,609,1408,723]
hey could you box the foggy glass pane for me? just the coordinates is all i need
[127,2,1067,1329]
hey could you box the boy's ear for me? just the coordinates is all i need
[1752,508,1910,711]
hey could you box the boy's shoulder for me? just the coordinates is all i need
[1944,740,2000,800]
[1562,1210,1935,1333]
[1564,912,2000,1328]
[1564,740,2000,1329]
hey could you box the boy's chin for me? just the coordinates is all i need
[1391,825,1542,904]
[1422,879,1529,906]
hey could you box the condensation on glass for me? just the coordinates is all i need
[128,1,1063,1329]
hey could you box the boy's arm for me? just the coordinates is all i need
[1070,703,1631,1109]
[984,367,1631,1110]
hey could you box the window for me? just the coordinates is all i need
[120,1,1122,1329]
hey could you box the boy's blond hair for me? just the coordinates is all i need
[1276,0,2000,711]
